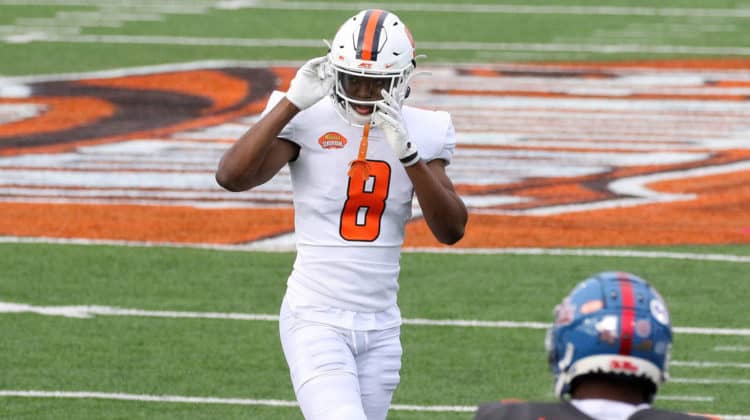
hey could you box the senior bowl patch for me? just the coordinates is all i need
[318,132,348,149]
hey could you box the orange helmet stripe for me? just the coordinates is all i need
[356,9,388,61]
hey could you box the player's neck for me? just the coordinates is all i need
[572,378,646,405]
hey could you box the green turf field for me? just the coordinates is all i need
[1,243,749,419]
[1,1,749,419]
[2,0,750,74]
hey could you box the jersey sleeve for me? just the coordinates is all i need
[474,402,506,420]
[475,401,589,420]
[434,112,457,165]
[260,90,297,144]
[404,107,456,165]
[632,408,720,420]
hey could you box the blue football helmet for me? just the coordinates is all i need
[546,272,673,400]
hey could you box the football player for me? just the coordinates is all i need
[475,272,712,420]
[216,9,467,420]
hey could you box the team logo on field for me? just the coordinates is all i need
[0,66,279,152]
[318,132,348,149]
[1,60,749,247]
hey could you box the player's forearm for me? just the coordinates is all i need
[407,161,467,245]
[216,98,298,191]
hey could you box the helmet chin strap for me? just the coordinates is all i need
[555,372,572,399]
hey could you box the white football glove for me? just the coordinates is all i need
[286,56,333,111]
[374,89,419,167]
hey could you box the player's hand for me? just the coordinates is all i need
[374,89,419,166]
[286,56,333,111]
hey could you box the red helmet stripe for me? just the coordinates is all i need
[356,9,388,61]
[618,273,635,355]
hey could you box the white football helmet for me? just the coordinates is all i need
[327,9,416,126]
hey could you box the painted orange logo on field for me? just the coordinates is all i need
[1,60,749,248]
[318,132,348,149]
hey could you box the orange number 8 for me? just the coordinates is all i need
[339,160,391,241]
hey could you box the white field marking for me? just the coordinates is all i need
[1,0,749,18]
[671,377,750,385]
[0,60,306,83]
[9,59,750,85]
[0,390,300,408]
[404,247,750,264]
[0,104,40,123]
[0,136,711,209]
[0,188,291,202]
[2,236,750,264]
[0,390,722,410]
[429,95,750,115]
[671,360,750,369]
[9,33,750,56]
[0,1,213,13]
[0,83,31,98]
[1,301,749,337]
[214,1,750,18]
[656,395,713,402]
[715,346,750,352]
[494,159,750,216]
[610,160,750,199]
[0,197,292,210]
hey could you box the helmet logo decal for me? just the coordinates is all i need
[580,299,603,314]
[554,299,575,326]
[595,315,619,345]
[318,132,348,150]
[635,319,652,337]
[355,9,389,61]
[650,299,670,325]
[609,359,640,374]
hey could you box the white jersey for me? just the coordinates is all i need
[571,399,651,420]
[261,91,456,321]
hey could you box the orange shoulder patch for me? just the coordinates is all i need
[318,131,348,149]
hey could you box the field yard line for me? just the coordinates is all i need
[408,247,750,263]
[0,390,475,412]
[405,318,750,336]
[0,59,305,83]
[671,378,750,385]
[671,360,750,369]
[1,301,749,336]
[2,236,750,263]
[1,0,749,18]
[0,390,300,407]
[0,390,726,411]
[714,346,750,352]
[215,1,750,18]
[13,33,750,56]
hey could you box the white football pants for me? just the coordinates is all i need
[279,301,402,420]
